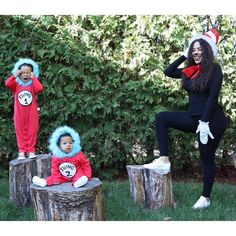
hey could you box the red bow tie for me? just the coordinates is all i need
[182,65,202,80]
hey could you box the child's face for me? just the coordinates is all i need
[19,65,32,83]
[59,136,73,154]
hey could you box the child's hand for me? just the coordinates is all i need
[31,72,35,78]
[14,70,21,78]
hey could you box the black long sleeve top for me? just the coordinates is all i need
[164,55,224,122]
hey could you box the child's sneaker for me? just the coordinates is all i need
[28,152,36,159]
[192,196,210,209]
[74,176,88,188]
[18,152,25,160]
[32,176,47,187]
[143,157,171,175]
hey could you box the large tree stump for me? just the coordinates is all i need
[126,165,174,210]
[9,154,52,206]
[30,178,104,221]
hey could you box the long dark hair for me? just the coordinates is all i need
[182,38,215,92]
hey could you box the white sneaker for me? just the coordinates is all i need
[32,176,47,187]
[192,196,210,209]
[143,158,171,175]
[28,152,36,159]
[18,152,25,160]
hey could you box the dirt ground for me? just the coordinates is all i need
[171,165,236,184]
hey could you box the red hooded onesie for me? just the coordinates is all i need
[5,59,43,153]
[45,126,92,186]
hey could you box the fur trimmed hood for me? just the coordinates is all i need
[12,58,39,87]
[48,126,81,158]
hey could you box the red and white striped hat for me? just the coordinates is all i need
[189,28,220,57]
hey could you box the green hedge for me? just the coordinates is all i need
[0,15,235,178]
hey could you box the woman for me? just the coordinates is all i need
[144,29,227,209]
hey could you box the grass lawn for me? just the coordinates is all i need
[0,177,236,221]
[0,178,34,221]
[103,180,236,221]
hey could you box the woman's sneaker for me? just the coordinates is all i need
[18,152,25,160]
[143,158,171,175]
[192,196,210,209]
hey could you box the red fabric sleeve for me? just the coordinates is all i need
[5,76,17,92]
[74,152,92,181]
[46,158,63,185]
[31,77,43,94]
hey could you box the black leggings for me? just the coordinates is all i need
[155,108,227,198]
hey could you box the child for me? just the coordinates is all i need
[32,126,92,188]
[5,58,43,159]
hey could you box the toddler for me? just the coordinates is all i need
[5,58,43,159]
[32,126,92,188]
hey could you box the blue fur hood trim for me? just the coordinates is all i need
[12,58,39,87]
[16,77,32,86]
[48,126,81,158]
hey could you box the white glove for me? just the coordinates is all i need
[74,176,88,188]
[196,120,214,145]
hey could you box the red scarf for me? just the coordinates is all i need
[182,65,202,80]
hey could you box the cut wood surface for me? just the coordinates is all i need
[9,154,52,206]
[126,165,175,209]
[30,178,104,221]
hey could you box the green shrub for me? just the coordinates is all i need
[0,15,235,179]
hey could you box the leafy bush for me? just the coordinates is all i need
[0,15,236,178]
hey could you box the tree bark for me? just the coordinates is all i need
[231,153,236,168]
[126,165,175,210]
[9,154,52,206]
[30,178,104,221]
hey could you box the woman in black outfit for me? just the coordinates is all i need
[144,29,227,209]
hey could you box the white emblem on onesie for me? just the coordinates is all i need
[59,162,76,178]
[18,90,33,106]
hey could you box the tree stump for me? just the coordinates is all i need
[9,154,52,206]
[126,165,175,210]
[30,178,104,221]
[231,153,236,168]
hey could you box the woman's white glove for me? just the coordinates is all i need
[196,120,214,144]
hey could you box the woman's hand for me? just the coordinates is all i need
[196,120,214,144]
[183,47,189,58]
